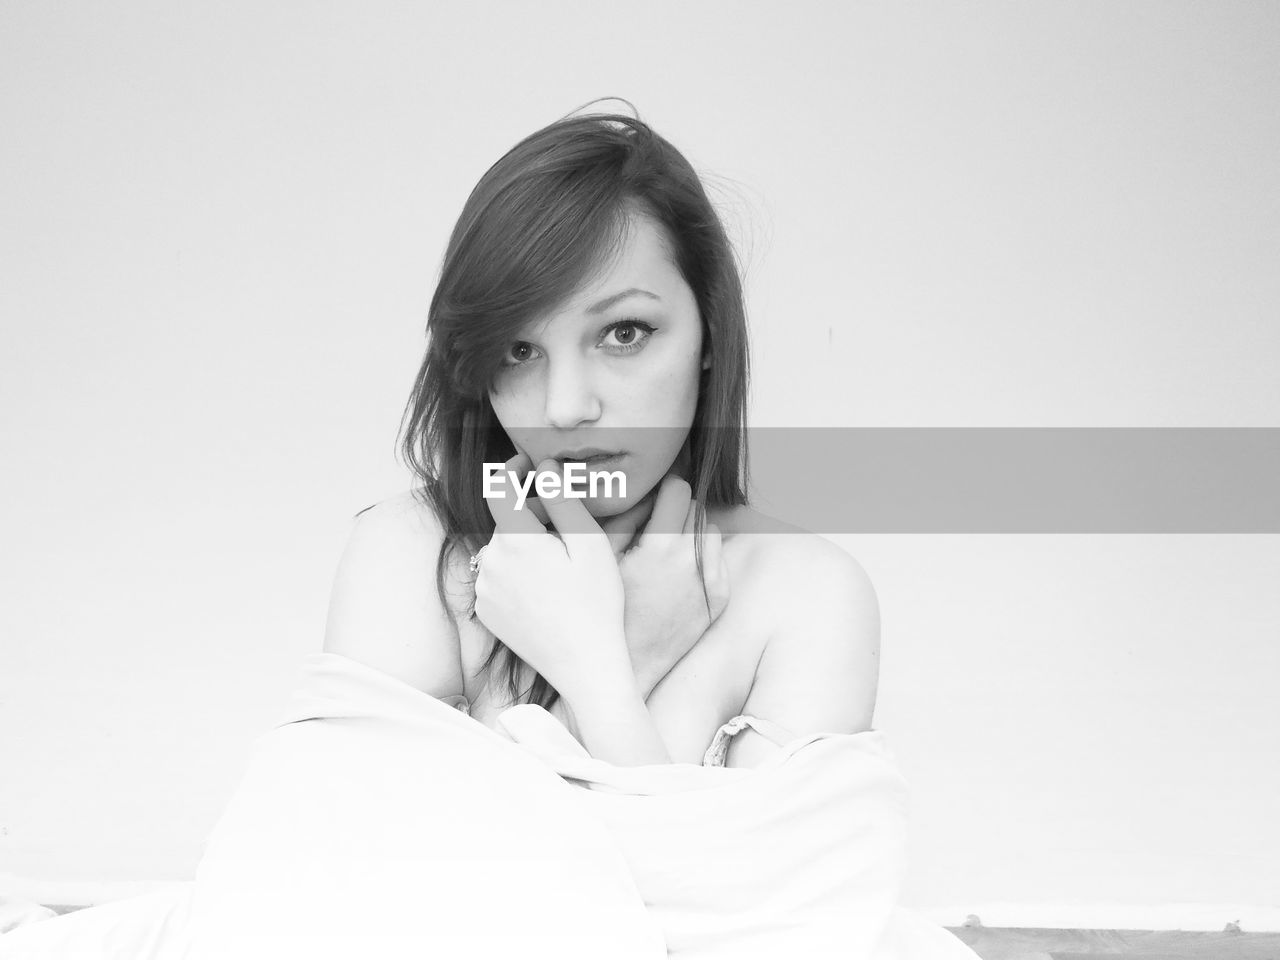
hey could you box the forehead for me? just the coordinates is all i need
[531,213,687,327]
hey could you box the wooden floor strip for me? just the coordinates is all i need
[946,926,1280,960]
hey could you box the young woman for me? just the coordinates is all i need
[322,108,881,771]
[1,107,978,960]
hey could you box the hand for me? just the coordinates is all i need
[473,452,631,701]
[604,475,731,700]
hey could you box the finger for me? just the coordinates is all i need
[485,450,545,534]
[507,447,552,525]
[535,459,610,557]
[524,496,551,527]
[639,474,692,541]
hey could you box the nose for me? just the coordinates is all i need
[543,355,602,429]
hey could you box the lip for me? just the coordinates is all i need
[549,448,625,463]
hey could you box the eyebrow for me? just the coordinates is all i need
[586,287,662,315]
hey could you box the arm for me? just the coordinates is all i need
[324,491,670,765]
[729,535,880,768]
[323,493,465,699]
[555,653,672,766]
[474,454,672,766]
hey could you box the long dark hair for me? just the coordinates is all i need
[398,104,751,711]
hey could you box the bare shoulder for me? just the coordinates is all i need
[322,488,467,698]
[718,505,881,739]
[709,504,874,586]
[706,502,810,538]
[352,487,441,533]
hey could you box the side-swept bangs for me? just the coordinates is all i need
[434,128,647,399]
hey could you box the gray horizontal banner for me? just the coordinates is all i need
[747,428,1279,533]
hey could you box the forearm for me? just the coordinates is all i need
[558,657,671,766]
[629,650,669,704]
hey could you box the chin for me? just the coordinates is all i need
[582,476,662,518]
[581,494,640,518]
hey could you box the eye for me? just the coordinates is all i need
[500,341,541,368]
[601,319,655,353]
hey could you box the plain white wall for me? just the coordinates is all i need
[3,0,1277,922]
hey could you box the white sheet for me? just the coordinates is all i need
[1,652,979,960]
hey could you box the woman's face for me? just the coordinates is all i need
[487,211,707,519]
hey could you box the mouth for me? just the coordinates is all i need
[549,449,626,467]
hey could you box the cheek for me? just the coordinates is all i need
[488,381,533,429]
[639,350,702,416]
[660,366,702,425]
[631,369,700,469]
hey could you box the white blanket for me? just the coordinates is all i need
[1,653,978,960]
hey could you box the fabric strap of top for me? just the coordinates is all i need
[702,714,799,767]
